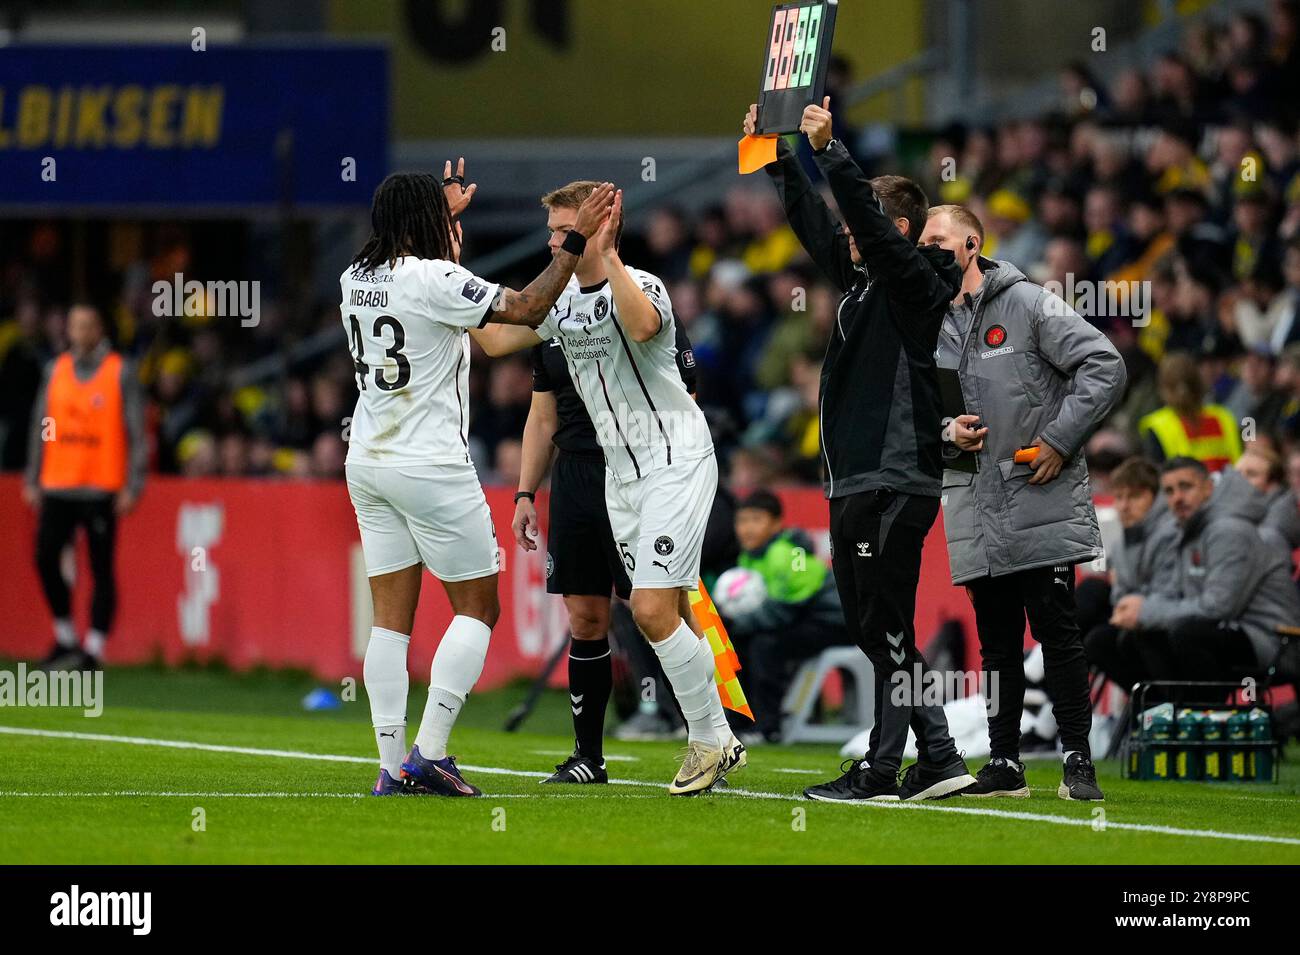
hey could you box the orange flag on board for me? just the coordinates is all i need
[738,134,778,174]
[688,579,754,721]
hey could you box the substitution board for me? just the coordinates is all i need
[754,0,839,135]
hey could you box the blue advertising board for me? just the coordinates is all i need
[0,44,388,208]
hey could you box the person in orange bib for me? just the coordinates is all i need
[23,304,146,670]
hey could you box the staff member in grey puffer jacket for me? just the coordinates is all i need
[1083,457,1181,693]
[1112,460,1300,681]
[920,205,1126,802]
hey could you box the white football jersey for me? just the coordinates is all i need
[535,265,712,484]
[340,256,498,467]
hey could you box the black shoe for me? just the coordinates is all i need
[897,755,976,801]
[40,647,97,672]
[1059,752,1104,801]
[541,752,608,784]
[38,645,83,670]
[961,757,1030,798]
[804,759,900,802]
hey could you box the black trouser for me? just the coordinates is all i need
[1074,575,1112,638]
[35,494,118,635]
[829,490,957,775]
[968,565,1092,760]
[1084,623,1147,694]
[1099,620,1256,684]
[732,617,852,738]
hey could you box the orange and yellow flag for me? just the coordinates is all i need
[687,579,754,722]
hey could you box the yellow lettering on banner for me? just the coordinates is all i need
[0,83,226,151]
[17,85,51,148]
[75,86,111,148]
[180,87,223,147]
[53,86,74,148]
[147,84,180,147]
[112,85,145,148]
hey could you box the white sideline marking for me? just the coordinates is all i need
[0,790,367,799]
[730,787,1300,846]
[0,790,657,801]
[3,725,1298,847]
[773,767,823,775]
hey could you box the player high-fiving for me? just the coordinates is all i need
[341,166,612,798]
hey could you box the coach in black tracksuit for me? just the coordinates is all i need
[747,99,973,802]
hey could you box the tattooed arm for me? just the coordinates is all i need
[486,251,583,328]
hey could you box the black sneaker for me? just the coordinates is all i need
[37,643,71,668]
[541,752,608,784]
[897,755,976,801]
[39,646,92,671]
[1059,752,1104,801]
[804,759,900,802]
[961,757,1030,798]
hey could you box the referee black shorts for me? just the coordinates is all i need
[546,451,632,600]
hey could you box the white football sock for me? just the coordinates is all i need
[84,630,106,659]
[364,627,410,776]
[54,618,77,649]
[700,637,733,746]
[651,620,721,747]
[415,615,491,759]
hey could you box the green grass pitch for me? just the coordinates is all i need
[1,663,1298,864]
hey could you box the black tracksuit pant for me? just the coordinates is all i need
[35,494,118,634]
[968,565,1092,760]
[1087,619,1257,689]
[829,489,958,775]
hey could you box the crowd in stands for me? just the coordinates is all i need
[3,4,1300,498]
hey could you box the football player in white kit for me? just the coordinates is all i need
[343,165,614,796]
[475,183,744,795]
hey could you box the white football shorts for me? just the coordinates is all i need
[604,452,718,590]
[346,462,500,581]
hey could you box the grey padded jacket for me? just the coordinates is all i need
[937,259,1127,583]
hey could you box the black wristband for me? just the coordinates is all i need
[560,230,587,256]
[514,490,536,504]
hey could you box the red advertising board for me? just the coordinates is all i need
[0,474,986,685]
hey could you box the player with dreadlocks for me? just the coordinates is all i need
[342,162,614,796]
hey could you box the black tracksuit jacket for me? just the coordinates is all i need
[765,138,962,500]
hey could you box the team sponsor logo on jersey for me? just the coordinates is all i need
[983,324,1007,347]
[461,278,489,304]
[546,553,554,578]
[979,345,1014,359]
[654,535,674,556]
